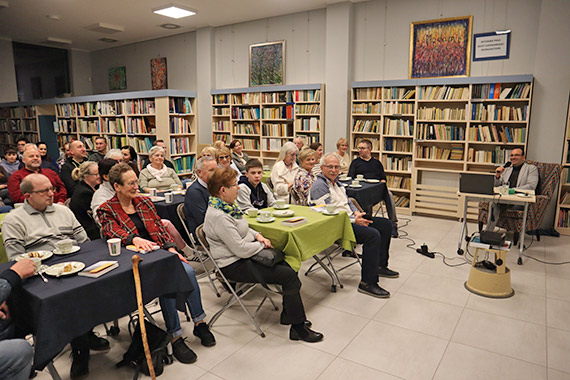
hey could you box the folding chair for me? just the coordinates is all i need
[194,225,279,337]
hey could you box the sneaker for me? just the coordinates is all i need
[70,349,89,379]
[391,223,399,238]
[88,331,109,351]
[193,323,216,347]
[378,267,399,278]
[289,325,324,343]
[171,337,197,364]
[358,282,390,298]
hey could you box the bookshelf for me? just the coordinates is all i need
[211,84,325,166]
[555,96,570,235]
[351,75,533,219]
[53,90,197,175]
[0,103,54,152]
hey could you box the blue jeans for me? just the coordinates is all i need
[159,262,206,338]
[0,205,13,214]
[352,217,392,285]
[0,339,34,380]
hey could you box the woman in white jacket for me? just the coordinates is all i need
[270,142,299,202]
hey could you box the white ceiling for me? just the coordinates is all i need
[0,0,354,52]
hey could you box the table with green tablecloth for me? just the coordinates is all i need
[261,170,272,184]
[247,205,356,276]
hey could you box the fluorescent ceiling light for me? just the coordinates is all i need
[153,4,195,19]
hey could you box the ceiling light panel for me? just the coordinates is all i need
[153,4,196,19]
[86,22,125,34]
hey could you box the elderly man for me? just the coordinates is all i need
[7,144,67,204]
[348,139,399,237]
[310,153,398,298]
[293,137,304,151]
[184,156,218,236]
[88,137,108,163]
[60,140,87,196]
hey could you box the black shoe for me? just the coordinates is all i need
[378,267,399,278]
[88,330,110,351]
[391,224,399,238]
[289,325,324,343]
[279,311,313,328]
[341,250,361,258]
[70,349,89,379]
[172,337,197,364]
[358,282,390,298]
[193,323,216,347]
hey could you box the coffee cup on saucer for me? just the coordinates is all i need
[356,174,364,180]
[56,239,73,254]
[247,208,259,218]
[259,210,271,221]
[275,199,286,208]
[351,180,360,186]
[326,204,336,214]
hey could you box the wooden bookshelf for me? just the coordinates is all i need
[555,95,570,235]
[351,75,533,219]
[211,84,325,166]
[0,103,54,151]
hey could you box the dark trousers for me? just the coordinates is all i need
[221,259,306,325]
[70,331,91,351]
[352,217,392,285]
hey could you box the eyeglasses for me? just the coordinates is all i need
[218,155,231,160]
[510,154,523,157]
[323,165,341,170]
[123,181,139,187]
[85,172,100,176]
[358,146,370,151]
[30,187,56,195]
[223,182,239,188]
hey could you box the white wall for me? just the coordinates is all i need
[70,50,93,96]
[0,39,18,103]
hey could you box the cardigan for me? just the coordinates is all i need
[270,160,299,201]
[69,181,100,240]
[138,166,182,191]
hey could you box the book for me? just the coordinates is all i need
[78,261,119,278]
[281,216,307,227]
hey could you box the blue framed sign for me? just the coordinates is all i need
[473,31,511,61]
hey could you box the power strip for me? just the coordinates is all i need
[416,244,435,259]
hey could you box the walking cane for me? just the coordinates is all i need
[132,255,156,380]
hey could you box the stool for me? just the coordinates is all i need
[465,241,514,298]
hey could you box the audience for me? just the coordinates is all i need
[91,158,119,225]
[310,153,398,298]
[36,142,60,173]
[270,142,299,202]
[56,142,72,169]
[184,156,218,236]
[200,146,217,158]
[0,164,12,212]
[138,146,182,192]
[293,137,304,151]
[69,161,101,240]
[0,147,21,175]
[216,146,240,181]
[334,137,350,175]
[141,140,175,170]
[204,167,323,342]
[293,148,317,205]
[16,138,27,160]
[309,142,323,176]
[60,140,88,197]
[120,145,139,176]
[88,137,108,163]
[237,158,276,211]
[230,139,249,174]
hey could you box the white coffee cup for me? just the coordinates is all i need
[149,188,157,196]
[275,199,286,209]
[326,204,336,214]
[107,238,121,256]
[356,174,364,180]
[165,192,173,204]
[247,208,259,217]
[56,239,73,254]
[31,257,42,273]
[351,180,360,186]
[260,210,271,221]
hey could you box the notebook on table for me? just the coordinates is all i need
[459,173,495,195]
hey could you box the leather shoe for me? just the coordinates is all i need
[378,267,399,278]
[193,322,216,347]
[289,325,324,343]
[391,223,399,238]
[358,282,390,298]
[70,349,89,379]
[280,311,312,328]
[88,331,110,351]
[172,337,197,364]
[341,250,361,258]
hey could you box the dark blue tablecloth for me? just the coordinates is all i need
[345,181,387,213]
[153,193,189,243]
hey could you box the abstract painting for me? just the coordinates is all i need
[151,57,168,90]
[409,16,472,78]
[108,66,127,90]
[249,41,285,86]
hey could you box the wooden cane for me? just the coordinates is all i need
[132,255,156,380]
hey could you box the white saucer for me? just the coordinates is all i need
[323,210,340,216]
[339,176,351,181]
[273,210,295,217]
[366,179,380,183]
[53,245,81,255]
[274,204,290,210]
[257,217,276,223]
[15,250,53,261]
[349,184,363,188]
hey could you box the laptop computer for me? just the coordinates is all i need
[459,173,495,195]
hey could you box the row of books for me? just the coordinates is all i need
[242,139,260,150]
[232,107,260,120]
[472,83,531,100]
[466,147,514,163]
[22,120,35,131]
[0,107,24,118]
[416,146,464,160]
[173,155,195,173]
[231,93,261,104]
[21,106,36,118]
[131,137,155,154]
[170,137,194,155]
[381,156,412,171]
[213,107,230,116]
[560,191,570,205]
[294,90,320,102]
[102,119,125,134]
[383,88,415,100]
[78,119,101,133]
[556,209,569,228]
[170,97,193,114]
[212,121,230,132]
[262,92,293,103]
[296,134,320,145]
[566,141,570,164]
[234,123,260,134]
[295,104,319,114]
[353,120,379,133]
[469,125,526,143]
[56,104,77,118]
[354,88,381,100]
[419,86,469,100]
[354,137,380,151]
[170,117,193,134]
[418,106,467,121]
[77,103,98,117]
[262,105,294,119]
[384,138,413,152]
[125,99,155,115]
[262,123,293,137]
[54,119,76,133]
[263,138,283,151]
[386,175,411,190]
[472,104,527,121]
[212,94,229,105]
[294,118,320,132]
[384,102,414,114]
[353,103,381,114]
[394,194,410,208]
[126,117,156,134]
[417,124,465,141]
[214,134,229,144]
[384,119,413,136]
[80,136,96,150]
[560,168,570,185]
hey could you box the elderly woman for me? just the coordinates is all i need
[229,140,249,174]
[204,167,323,343]
[335,138,350,175]
[138,146,182,192]
[270,142,299,202]
[97,163,216,364]
[120,145,139,176]
[309,142,323,176]
[69,161,101,240]
[293,148,317,205]
[200,146,217,158]
[216,146,240,181]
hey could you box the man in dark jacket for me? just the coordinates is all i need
[60,140,87,196]
[184,156,217,236]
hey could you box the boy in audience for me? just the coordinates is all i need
[0,147,21,175]
[237,158,276,211]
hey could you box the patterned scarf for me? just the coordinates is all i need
[209,196,243,219]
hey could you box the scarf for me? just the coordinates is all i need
[209,196,243,219]
[146,164,169,182]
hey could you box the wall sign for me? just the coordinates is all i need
[473,31,511,61]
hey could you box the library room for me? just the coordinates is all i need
[0,1,569,380]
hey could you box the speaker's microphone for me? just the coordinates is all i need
[503,161,512,168]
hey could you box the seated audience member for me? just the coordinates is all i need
[212,140,226,150]
[184,156,218,236]
[230,140,249,174]
[237,159,276,211]
[36,141,60,173]
[486,147,539,231]
[310,153,398,298]
[0,259,36,380]
[104,148,123,161]
[88,136,108,163]
[1,173,103,378]
[293,148,317,205]
[121,145,140,176]
[70,162,101,240]
[309,142,324,176]
[0,147,21,175]
[141,140,175,170]
[56,142,72,169]
[97,163,215,364]
[270,142,299,202]
[200,146,217,159]
[8,145,67,204]
[216,146,240,181]
[348,139,399,237]
[61,140,88,197]
[204,167,323,342]
[0,164,12,212]
[16,138,27,160]
[138,146,182,192]
[91,159,120,225]
[293,137,304,151]
[335,137,350,175]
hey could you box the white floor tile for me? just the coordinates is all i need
[548,368,570,380]
[547,327,570,373]
[316,357,403,380]
[398,271,471,307]
[547,298,570,331]
[546,276,570,301]
[465,290,546,325]
[198,373,226,380]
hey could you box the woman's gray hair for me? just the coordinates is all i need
[71,161,98,181]
[277,141,299,162]
[104,149,123,160]
[149,145,165,158]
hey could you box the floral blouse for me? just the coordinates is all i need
[293,167,315,205]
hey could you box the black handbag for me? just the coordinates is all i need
[250,248,284,267]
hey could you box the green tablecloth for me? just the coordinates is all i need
[261,170,271,184]
[247,205,356,271]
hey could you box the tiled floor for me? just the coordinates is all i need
[36,215,570,380]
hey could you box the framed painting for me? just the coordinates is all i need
[409,16,473,78]
[249,41,285,87]
[150,57,168,90]
[108,66,127,90]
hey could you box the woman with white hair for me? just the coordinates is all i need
[138,146,182,192]
[270,141,299,201]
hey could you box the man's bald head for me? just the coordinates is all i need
[69,140,87,161]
